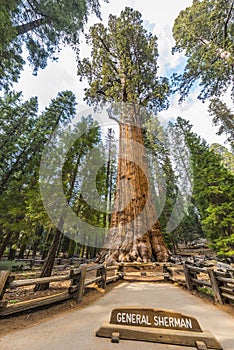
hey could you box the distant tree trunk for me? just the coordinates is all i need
[7,232,19,260]
[32,225,43,258]
[8,246,16,260]
[0,232,13,259]
[80,244,85,258]
[105,128,115,231]
[18,241,27,259]
[34,228,62,291]
[103,106,169,263]
[41,229,53,260]
[67,239,76,258]
[60,236,70,257]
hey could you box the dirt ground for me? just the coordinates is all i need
[0,279,122,337]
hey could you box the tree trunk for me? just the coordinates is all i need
[0,232,13,259]
[18,241,27,259]
[8,246,16,260]
[67,239,76,258]
[34,228,62,291]
[80,244,85,258]
[103,105,169,263]
[41,228,54,259]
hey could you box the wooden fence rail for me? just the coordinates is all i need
[0,263,120,317]
[117,262,172,281]
[0,262,233,317]
[9,257,95,270]
[183,263,234,305]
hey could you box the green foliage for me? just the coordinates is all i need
[172,0,234,101]
[173,117,234,254]
[0,0,106,89]
[210,143,234,173]
[8,299,20,304]
[0,260,27,271]
[77,7,170,111]
[62,115,106,228]
[197,286,214,297]
[0,90,76,192]
[143,116,205,248]
[0,1,23,90]
[209,99,234,151]
[0,91,38,191]
[144,117,178,234]
[0,90,77,256]
[174,204,205,246]
[213,234,234,257]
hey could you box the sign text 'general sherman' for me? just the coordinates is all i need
[110,308,202,332]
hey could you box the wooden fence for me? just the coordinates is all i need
[12,257,94,270]
[0,262,233,317]
[117,262,171,281]
[0,263,120,317]
[183,263,234,305]
[0,262,172,317]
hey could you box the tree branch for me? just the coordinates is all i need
[27,0,38,14]
[108,113,120,125]
[200,38,233,62]
[97,35,117,59]
[15,18,48,35]
[96,90,106,96]
[223,0,234,41]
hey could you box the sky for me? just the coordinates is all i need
[14,0,230,147]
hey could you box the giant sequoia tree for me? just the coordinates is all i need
[0,0,106,89]
[78,8,170,262]
[172,0,234,101]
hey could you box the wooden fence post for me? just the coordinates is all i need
[0,270,10,301]
[228,268,234,279]
[208,269,223,305]
[96,264,107,290]
[163,264,171,282]
[119,263,124,279]
[183,263,194,291]
[75,264,87,304]
[28,258,35,269]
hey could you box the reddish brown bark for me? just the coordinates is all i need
[103,105,169,263]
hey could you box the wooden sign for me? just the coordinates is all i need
[110,307,202,332]
[96,307,223,349]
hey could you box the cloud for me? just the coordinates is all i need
[158,90,227,147]
[157,26,186,77]
[14,47,79,110]
[13,0,229,148]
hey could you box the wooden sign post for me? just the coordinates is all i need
[96,307,223,349]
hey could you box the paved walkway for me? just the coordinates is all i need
[0,283,233,350]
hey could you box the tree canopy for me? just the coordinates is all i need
[77,7,170,112]
[0,0,106,90]
[209,98,234,151]
[172,0,234,101]
[173,117,234,256]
